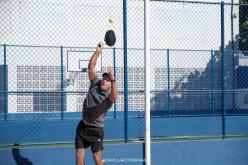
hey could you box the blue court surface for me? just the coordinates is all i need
[0,138,248,165]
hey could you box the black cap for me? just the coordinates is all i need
[102,72,109,77]
[104,30,116,47]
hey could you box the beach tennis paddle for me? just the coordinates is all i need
[104,30,116,47]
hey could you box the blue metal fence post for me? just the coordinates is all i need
[113,47,117,119]
[60,46,64,120]
[221,1,226,139]
[167,49,170,116]
[211,50,215,115]
[123,0,129,143]
[3,44,8,121]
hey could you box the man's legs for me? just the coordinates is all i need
[92,150,104,165]
[76,148,85,165]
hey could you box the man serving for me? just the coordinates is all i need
[75,42,117,165]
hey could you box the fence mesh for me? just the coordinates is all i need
[0,0,248,146]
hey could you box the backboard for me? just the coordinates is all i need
[66,50,102,73]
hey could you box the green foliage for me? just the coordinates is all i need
[239,3,248,54]
[240,0,248,4]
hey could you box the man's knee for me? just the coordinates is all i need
[76,148,84,159]
[92,151,103,163]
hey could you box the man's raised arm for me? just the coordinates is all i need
[88,42,105,80]
[107,68,117,102]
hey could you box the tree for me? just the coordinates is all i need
[239,0,248,55]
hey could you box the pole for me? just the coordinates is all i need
[4,44,7,121]
[221,1,226,139]
[113,47,117,119]
[60,46,64,120]
[144,0,151,164]
[123,0,129,143]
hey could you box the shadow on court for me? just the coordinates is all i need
[12,143,33,165]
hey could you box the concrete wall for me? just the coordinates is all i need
[1,116,247,146]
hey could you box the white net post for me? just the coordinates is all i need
[144,0,151,165]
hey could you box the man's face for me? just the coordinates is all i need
[100,76,111,91]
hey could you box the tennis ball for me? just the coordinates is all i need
[108,16,114,23]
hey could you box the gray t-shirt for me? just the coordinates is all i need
[82,77,113,128]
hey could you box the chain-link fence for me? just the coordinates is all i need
[0,0,248,146]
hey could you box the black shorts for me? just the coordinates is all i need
[75,120,104,152]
